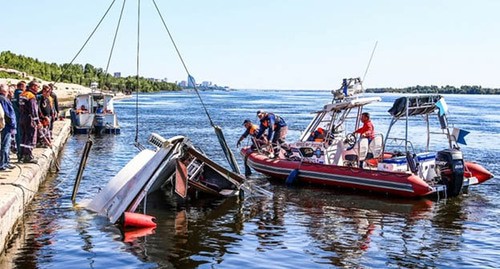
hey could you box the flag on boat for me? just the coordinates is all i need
[436,97,448,116]
[452,127,469,145]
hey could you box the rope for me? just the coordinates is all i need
[54,0,117,84]
[134,0,142,149]
[151,0,241,173]
[104,0,127,78]
[151,0,215,127]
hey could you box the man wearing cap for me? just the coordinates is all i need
[236,119,261,149]
[255,110,288,158]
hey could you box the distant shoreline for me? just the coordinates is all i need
[0,77,130,109]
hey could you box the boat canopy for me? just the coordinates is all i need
[317,97,381,113]
[388,95,442,118]
[75,93,115,113]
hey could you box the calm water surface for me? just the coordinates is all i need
[1,91,499,269]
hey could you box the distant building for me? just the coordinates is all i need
[201,81,212,87]
[114,72,121,78]
[178,81,187,87]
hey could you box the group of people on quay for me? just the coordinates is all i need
[0,80,59,171]
[237,109,375,159]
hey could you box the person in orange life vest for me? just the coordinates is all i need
[308,127,325,142]
[236,119,263,149]
[255,110,288,157]
[354,112,375,142]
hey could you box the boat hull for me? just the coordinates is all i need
[70,109,120,135]
[242,148,440,198]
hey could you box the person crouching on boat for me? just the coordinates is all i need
[237,119,266,150]
[255,110,288,158]
[354,112,375,142]
[308,127,326,142]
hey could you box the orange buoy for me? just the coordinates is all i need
[122,212,157,228]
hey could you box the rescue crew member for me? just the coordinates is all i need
[255,110,288,158]
[354,112,375,142]
[19,81,42,163]
[237,119,263,149]
[308,127,325,142]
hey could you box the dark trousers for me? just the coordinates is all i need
[20,123,37,160]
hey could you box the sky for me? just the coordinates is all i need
[2,0,500,90]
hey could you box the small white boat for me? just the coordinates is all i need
[69,88,120,134]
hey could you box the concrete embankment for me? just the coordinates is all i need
[0,119,71,254]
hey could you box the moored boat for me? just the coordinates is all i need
[241,78,494,198]
[69,82,120,134]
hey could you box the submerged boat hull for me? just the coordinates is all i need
[84,134,244,225]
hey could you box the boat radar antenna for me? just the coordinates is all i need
[362,41,378,83]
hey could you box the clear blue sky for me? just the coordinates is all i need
[2,1,500,90]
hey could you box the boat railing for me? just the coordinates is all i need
[383,137,416,157]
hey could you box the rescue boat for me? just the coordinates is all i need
[241,78,494,198]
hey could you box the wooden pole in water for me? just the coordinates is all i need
[71,139,93,204]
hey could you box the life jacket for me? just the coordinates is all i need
[248,124,259,136]
[314,130,325,142]
[20,90,36,100]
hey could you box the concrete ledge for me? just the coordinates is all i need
[0,119,71,254]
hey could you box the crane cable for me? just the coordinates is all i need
[134,0,144,149]
[150,0,240,174]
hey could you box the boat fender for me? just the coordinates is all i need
[406,151,418,174]
[286,169,299,185]
[121,212,157,228]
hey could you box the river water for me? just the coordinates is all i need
[1,90,499,268]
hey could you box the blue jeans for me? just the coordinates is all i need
[0,129,12,169]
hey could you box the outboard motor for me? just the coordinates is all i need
[436,149,464,197]
[94,114,106,135]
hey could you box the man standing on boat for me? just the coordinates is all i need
[19,81,42,163]
[354,112,375,141]
[255,110,288,158]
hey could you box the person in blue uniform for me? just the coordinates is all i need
[255,110,288,158]
[0,84,16,170]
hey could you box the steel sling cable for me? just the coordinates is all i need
[134,0,145,150]
[150,0,240,174]
[54,0,117,84]
[150,2,233,170]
